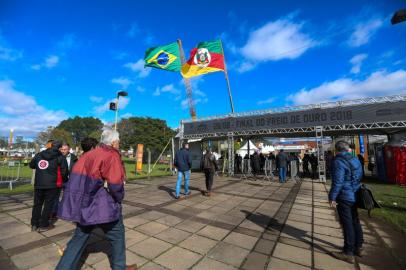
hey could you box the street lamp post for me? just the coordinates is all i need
[113,91,128,131]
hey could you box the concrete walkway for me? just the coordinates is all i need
[0,174,404,270]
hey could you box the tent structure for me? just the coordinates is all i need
[236,140,258,156]
[260,144,275,154]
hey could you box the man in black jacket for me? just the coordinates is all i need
[174,142,192,199]
[30,141,68,232]
[201,148,218,196]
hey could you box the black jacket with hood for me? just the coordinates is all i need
[30,148,69,189]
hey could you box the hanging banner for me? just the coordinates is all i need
[359,135,365,154]
[183,100,406,136]
[136,144,144,172]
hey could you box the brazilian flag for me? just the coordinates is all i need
[144,42,181,72]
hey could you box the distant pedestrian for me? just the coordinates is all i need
[30,141,68,232]
[56,129,136,270]
[310,154,318,179]
[329,141,364,264]
[302,152,310,177]
[201,148,218,196]
[174,142,192,199]
[251,150,261,177]
[276,149,289,183]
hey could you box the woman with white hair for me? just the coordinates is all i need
[56,128,136,270]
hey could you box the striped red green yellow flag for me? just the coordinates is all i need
[144,42,181,72]
[181,40,225,78]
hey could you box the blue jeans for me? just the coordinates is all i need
[176,170,190,197]
[337,200,363,255]
[56,216,126,270]
[279,167,287,182]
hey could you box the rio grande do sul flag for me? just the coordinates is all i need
[181,40,225,78]
[144,42,181,72]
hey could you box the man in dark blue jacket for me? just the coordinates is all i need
[174,142,192,199]
[329,141,363,263]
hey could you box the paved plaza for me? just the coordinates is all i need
[0,174,404,270]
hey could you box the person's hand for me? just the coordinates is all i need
[329,201,337,208]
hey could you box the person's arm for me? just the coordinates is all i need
[101,154,125,203]
[174,152,178,168]
[29,155,37,169]
[328,158,346,203]
[59,156,69,183]
[188,152,192,169]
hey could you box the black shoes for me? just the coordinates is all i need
[331,251,355,263]
[37,224,55,232]
[31,226,38,232]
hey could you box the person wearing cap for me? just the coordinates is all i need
[30,140,68,232]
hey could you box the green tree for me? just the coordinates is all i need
[117,117,176,159]
[57,116,103,145]
[35,126,54,146]
[50,128,74,146]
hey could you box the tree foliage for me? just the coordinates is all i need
[57,116,103,145]
[50,128,74,146]
[35,126,54,146]
[118,117,176,159]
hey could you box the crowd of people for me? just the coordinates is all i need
[28,134,365,268]
[233,149,321,181]
[30,129,136,270]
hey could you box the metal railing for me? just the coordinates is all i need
[0,160,22,190]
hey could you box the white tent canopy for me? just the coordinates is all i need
[260,144,275,154]
[236,140,258,156]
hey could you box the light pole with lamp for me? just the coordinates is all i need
[110,90,128,131]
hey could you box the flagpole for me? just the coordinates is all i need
[177,39,197,120]
[219,40,235,114]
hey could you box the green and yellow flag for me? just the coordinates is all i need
[144,42,181,72]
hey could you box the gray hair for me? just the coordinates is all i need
[335,140,350,152]
[101,128,120,145]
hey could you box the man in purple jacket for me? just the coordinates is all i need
[56,129,136,270]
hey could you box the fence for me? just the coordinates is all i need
[0,160,22,190]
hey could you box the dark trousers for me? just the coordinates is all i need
[31,188,58,227]
[52,188,62,215]
[56,216,126,270]
[337,200,364,255]
[204,170,214,191]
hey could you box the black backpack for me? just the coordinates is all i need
[336,156,381,217]
[356,184,381,217]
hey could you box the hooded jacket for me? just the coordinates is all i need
[57,144,125,225]
[30,148,69,189]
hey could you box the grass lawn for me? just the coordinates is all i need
[0,158,172,195]
[362,180,406,234]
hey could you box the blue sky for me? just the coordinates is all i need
[1,0,406,137]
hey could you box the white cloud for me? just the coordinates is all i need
[181,97,208,110]
[31,55,60,70]
[90,96,103,103]
[240,17,315,66]
[350,53,368,74]
[347,18,383,47]
[136,86,145,92]
[111,77,133,89]
[287,69,406,105]
[124,59,151,78]
[257,97,275,105]
[127,22,139,38]
[93,97,130,115]
[0,80,68,136]
[121,113,133,118]
[45,55,59,68]
[0,31,23,61]
[57,34,78,51]
[154,84,180,97]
